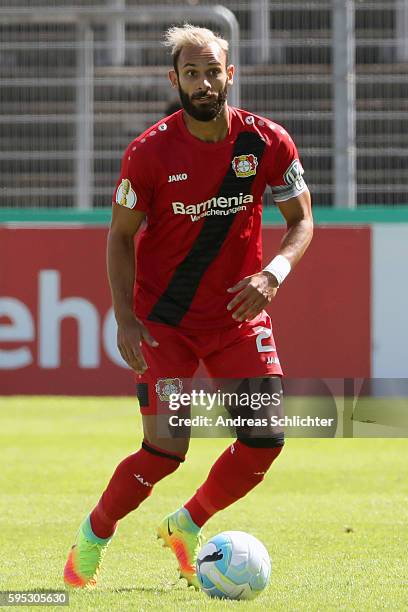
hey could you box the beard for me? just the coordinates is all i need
[178,81,228,122]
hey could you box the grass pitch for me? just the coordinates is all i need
[0,396,407,611]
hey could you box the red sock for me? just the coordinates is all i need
[90,442,184,538]
[184,441,282,528]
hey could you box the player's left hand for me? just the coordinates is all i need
[227,272,279,322]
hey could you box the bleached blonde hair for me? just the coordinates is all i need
[163,24,229,72]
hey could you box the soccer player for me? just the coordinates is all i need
[64,24,313,589]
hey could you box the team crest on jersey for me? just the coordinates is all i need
[231,154,258,178]
[155,378,183,402]
[115,178,137,209]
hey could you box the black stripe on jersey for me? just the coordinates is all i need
[147,131,266,327]
[136,382,149,408]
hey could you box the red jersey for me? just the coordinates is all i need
[112,106,306,331]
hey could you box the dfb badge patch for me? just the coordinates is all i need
[116,178,137,209]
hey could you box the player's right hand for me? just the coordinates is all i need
[116,315,159,374]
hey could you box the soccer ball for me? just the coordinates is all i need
[196,531,271,600]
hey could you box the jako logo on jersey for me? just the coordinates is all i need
[168,173,188,183]
[284,159,305,191]
[172,193,254,222]
[232,154,258,178]
[155,378,183,402]
[115,178,137,209]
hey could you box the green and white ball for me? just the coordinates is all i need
[196,531,271,600]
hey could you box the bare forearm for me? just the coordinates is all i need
[107,231,136,323]
[279,217,314,267]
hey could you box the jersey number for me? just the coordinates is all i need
[254,326,275,353]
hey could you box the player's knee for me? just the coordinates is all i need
[142,438,188,464]
[142,414,190,457]
[142,436,190,459]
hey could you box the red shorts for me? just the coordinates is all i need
[135,310,283,415]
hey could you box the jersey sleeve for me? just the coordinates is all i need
[266,129,308,204]
[112,144,153,212]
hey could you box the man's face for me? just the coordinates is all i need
[170,43,234,122]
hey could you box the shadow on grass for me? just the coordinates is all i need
[110,583,192,594]
[64,581,194,596]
